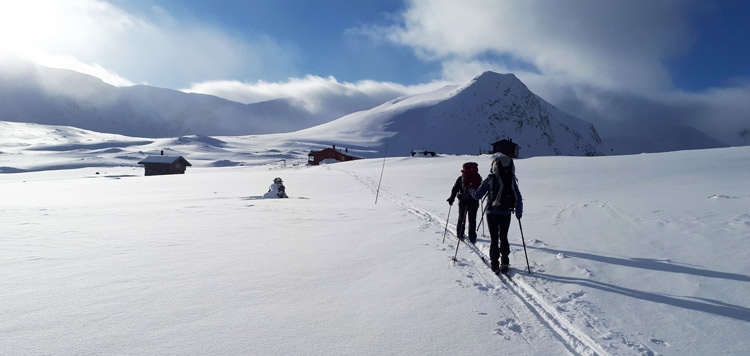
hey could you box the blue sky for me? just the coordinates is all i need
[107,0,440,86]
[667,1,750,91]
[105,0,749,91]
[1,0,749,144]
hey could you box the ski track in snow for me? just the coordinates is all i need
[337,167,627,356]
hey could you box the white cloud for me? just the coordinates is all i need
[185,76,432,106]
[0,0,298,89]
[387,0,701,92]
[31,52,134,87]
[670,84,750,144]
[183,75,446,124]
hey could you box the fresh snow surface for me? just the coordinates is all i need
[2,127,750,355]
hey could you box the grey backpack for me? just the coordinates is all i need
[489,156,517,210]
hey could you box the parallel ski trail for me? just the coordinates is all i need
[471,240,610,356]
[344,169,611,356]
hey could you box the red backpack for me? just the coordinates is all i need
[461,162,481,191]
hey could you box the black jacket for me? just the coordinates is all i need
[449,176,477,202]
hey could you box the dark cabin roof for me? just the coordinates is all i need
[491,139,520,158]
[307,147,362,159]
[138,156,192,166]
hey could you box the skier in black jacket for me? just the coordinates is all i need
[447,162,481,244]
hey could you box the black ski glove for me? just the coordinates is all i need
[447,197,454,206]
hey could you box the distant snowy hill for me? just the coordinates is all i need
[1,61,730,156]
[0,121,316,173]
[0,62,321,137]
[294,72,603,157]
[601,124,728,155]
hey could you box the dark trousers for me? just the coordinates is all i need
[457,199,479,240]
[487,214,511,269]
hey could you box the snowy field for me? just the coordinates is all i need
[1,133,749,355]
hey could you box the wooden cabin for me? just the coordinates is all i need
[138,155,192,176]
[410,149,436,157]
[491,139,520,158]
[307,146,361,165]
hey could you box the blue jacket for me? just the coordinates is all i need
[470,174,523,216]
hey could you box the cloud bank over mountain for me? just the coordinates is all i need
[0,0,296,89]
[181,75,441,125]
[0,62,320,137]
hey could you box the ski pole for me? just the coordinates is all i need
[452,208,467,261]
[517,217,531,273]
[452,229,461,262]
[374,144,388,204]
[477,195,487,234]
[481,212,486,237]
[442,204,452,243]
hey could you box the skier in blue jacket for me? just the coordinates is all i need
[470,154,523,274]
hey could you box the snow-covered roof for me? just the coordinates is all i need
[137,155,192,166]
